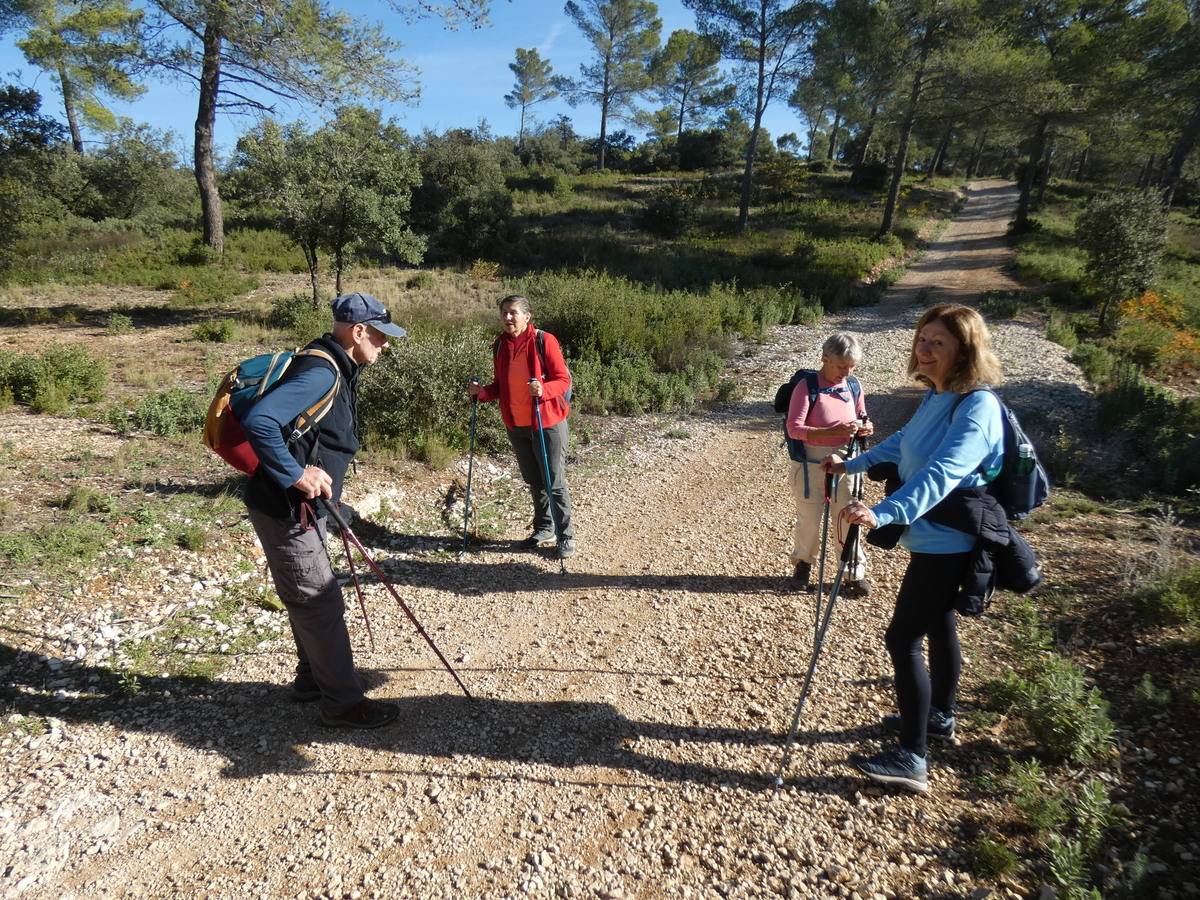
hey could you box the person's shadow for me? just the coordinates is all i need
[0,641,859,793]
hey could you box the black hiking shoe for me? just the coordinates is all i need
[320,699,399,730]
[852,747,928,793]
[290,675,321,703]
[791,561,811,590]
[882,708,956,742]
[557,538,577,559]
[520,530,556,549]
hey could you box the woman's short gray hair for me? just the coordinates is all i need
[498,293,531,315]
[822,332,863,364]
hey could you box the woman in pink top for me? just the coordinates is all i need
[786,333,873,595]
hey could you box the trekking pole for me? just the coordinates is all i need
[461,378,480,555]
[774,523,862,787]
[337,527,376,653]
[530,380,566,575]
[318,498,473,699]
[814,469,834,639]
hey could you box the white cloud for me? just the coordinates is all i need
[538,22,564,55]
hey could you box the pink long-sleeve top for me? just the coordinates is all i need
[786,373,867,447]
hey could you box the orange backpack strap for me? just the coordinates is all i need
[286,348,342,444]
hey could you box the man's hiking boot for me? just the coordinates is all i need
[320,698,400,730]
[557,538,577,559]
[520,530,556,549]
[843,577,872,598]
[290,675,321,703]
[852,746,928,793]
[882,708,956,742]
[791,561,811,589]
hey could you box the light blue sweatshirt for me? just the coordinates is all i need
[844,389,1004,554]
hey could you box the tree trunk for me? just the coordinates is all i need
[1076,146,1089,181]
[1161,98,1200,209]
[850,101,879,186]
[518,104,526,150]
[677,87,688,143]
[924,124,952,181]
[738,32,769,234]
[1035,136,1055,207]
[598,56,611,170]
[1137,153,1156,190]
[1014,115,1048,231]
[806,114,820,161]
[305,245,320,307]
[58,63,84,153]
[194,23,225,255]
[967,130,987,178]
[827,104,842,161]
[879,23,935,238]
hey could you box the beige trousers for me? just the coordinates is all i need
[788,443,867,580]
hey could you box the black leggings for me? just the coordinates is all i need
[885,551,971,757]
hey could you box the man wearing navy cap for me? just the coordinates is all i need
[242,292,406,729]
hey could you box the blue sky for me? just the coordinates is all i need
[0,0,804,158]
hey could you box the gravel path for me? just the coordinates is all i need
[1,181,1094,899]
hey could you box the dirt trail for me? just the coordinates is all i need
[2,181,1081,899]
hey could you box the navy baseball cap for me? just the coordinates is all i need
[331,292,407,339]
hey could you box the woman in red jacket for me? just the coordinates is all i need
[468,294,576,558]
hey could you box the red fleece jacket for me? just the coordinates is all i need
[477,325,571,429]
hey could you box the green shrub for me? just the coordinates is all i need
[406,270,437,290]
[171,265,258,305]
[1005,758,1069,835]
[0,346,107,413]
[176,525,208,551]
[1131,562,1200,626]
[111,388,207,436]
[358,327,507,458]
[1071,342,1119,387]
[1111,318,1175,369]
[1022,653,1115,764]
[980,291,1023,319]
[1076,191,1169,328]
[106,312,133,335]
[193,319,234,343]
[62,486,114,514]
[266,293,331,344]
[1046,317,1079,350]
[967,837,1018,879]
[639,183,701,237]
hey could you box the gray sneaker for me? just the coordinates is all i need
[852,746,928,793]
[520,530,556,549]
[882,708,956,741]
[557,538,577,559]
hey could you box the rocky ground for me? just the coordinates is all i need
[1,181,1193,899]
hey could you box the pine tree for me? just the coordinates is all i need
[562,0,662,170]
[13,0,143,153]
[504,48,563,150]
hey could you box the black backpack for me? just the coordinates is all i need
[774,368,862,463]
[952,388,1049,520]
[492,329,573,406]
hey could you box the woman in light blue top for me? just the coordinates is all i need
[822,304,1005,793]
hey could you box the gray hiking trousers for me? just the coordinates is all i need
[508,419,574,540]
[247,507,364,714]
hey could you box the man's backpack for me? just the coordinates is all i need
[952,387,1050,520]
[493,329,573,406]
[202,348,341,475]
[773,368,862,462]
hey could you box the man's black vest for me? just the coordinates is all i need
[244,334,360,521]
